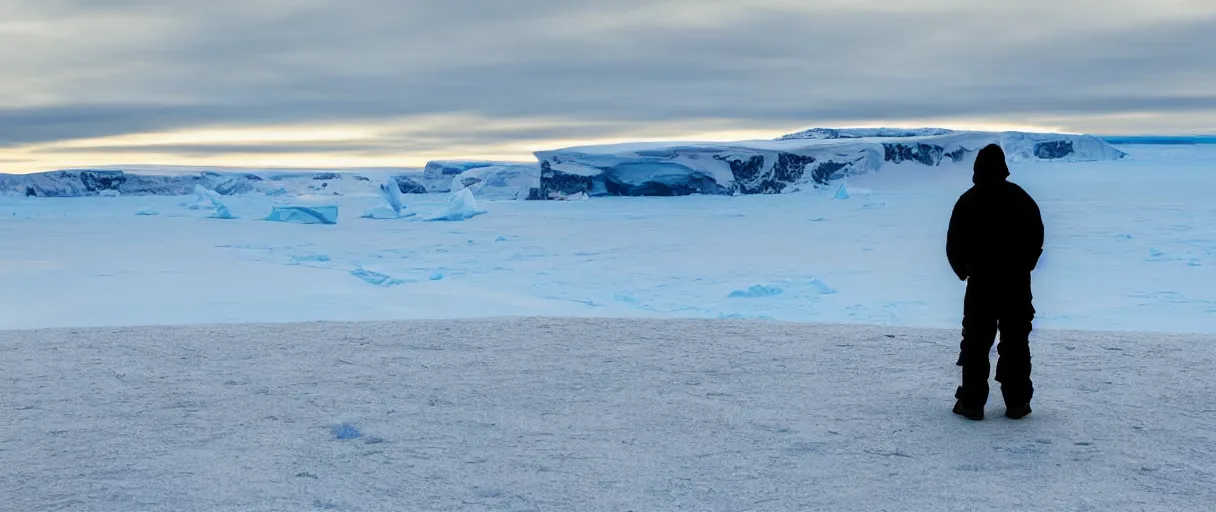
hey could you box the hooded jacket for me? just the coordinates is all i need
[946,144,1044,280]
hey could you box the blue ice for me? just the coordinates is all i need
[728,285,784,298]
[330,423,362,440]
[808,278,838,294]
[266,205,338,224]
[351,267,404,287]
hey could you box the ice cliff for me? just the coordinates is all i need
[531,130,1127,198]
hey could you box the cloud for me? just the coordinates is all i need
[1,0,1214,171]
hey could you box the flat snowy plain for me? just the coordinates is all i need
[2,144,1215,510]
[3,318,1214,511]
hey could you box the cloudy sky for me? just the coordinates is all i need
[1,0,1214,172]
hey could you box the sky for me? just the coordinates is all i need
[1,0,1214,173]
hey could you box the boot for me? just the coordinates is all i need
[1005,402,1032,420]
[953,400,984,421]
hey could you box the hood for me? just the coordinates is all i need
[973,143,1010,184]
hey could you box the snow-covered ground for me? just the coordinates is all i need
[2,318,1213,511]
[2,143,1215,511]
[0,144,1212,333]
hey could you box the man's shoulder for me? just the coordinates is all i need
[957,185,982,202]
[1003,181,1038,201]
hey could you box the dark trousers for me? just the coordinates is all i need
[956,272,1035,408]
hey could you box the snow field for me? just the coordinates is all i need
[1,318,1213,511]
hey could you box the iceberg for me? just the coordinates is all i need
[415,160,502,193]
[425,188,487,222]
[379,180,404,214]
[449,163,540,200]
[209,204,236,220]
[265,205,339,225]
[183,185,236,219]
[532,130,1128,199]
[360,179,416,219]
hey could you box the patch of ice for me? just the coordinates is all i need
[614,293,639,304]
[350,267,404,287]
[291,254,331,264]
[330,423,362,440]
[808,278,838,295]
[209,204,236,220]
[360,206,416,220]
[728,285,784,298]
[834,184,850,199]
[266,205,339,225]
[717,312,776,320]
[135,208,158,216]
[426,188,487,222]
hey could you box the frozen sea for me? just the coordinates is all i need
[0,144,1212,333]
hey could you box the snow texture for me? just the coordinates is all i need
[533,130,1126,199]
[1,318,1213,511]
[265,205,339,225]
[425,188,487,222]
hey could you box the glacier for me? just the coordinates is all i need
[1,128,1128,201]
[0,167,420,198]
[532,130,1127,199]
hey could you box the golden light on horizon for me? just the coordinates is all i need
[0,116,1076,174]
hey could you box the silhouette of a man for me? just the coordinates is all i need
[947,143,1044,421]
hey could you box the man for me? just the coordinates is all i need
[947,143,1044,421]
